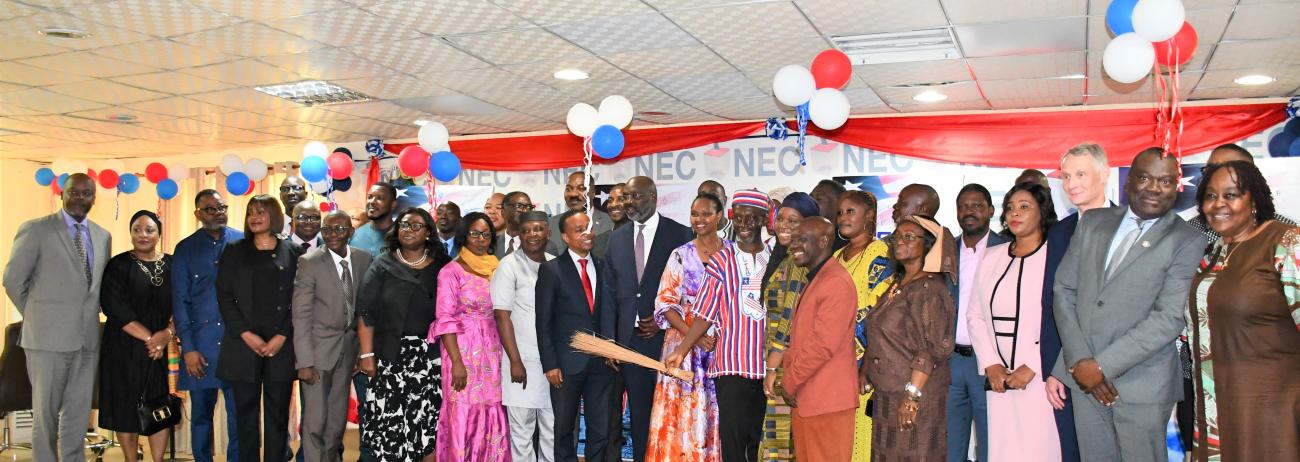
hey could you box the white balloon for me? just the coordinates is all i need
[303,141,328,159]
[1132,0,1185,42]
[309,180,330,194]
[244,158,268,181]
[69,160,87,175]
[1102,33,1156,84]
[50,158,71,174]
[772,65,816,107]
[167,163,189,182]
[597,95,634,128]
[418,122,450,152]
[219,154,243,176]
[808,88,851,130]
[566,103,600,137]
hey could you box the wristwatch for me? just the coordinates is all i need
[358,352,375,359]
[905,382,923,402]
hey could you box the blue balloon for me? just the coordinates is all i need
[332,176,352,192]
[1106,0,1137,35]
[301,156,329,183]
[591,124,625,159]
[1284,117,1300,136]
[57,173,69,189]
[118,173,140,194]
[1268,131,1297,157]
[226,172,250,195]
[35,168,55,186]
[157,178,179,200]
[429,150,462,182]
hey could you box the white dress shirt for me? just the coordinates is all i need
[569,248,598,300]
[291,232,322,250]
[634,212,662,273]
[327,247,352,279]
[1104,207,1155,269]
[957,232,991,346]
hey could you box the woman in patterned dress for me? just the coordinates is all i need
[1187,161,1300,461]
[431,212,511,461]
[646,193,725,461]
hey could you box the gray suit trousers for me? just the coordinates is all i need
[26,347,97,462]
[1073,394,1173,462]
[299,365,352,462]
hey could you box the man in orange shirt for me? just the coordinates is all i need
[782,217,861,460]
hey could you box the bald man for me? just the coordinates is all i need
[1016,168,1050,189]
[1190,143,1296,239]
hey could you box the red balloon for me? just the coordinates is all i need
[1154,22,1198,67]
[144,162,168,183]
[246,180,256,196]
[810,49,853,89]
[51,181,62,196]
[319,202,334,212]
[398,145,429,178]
[327,152,354,180]
[87,168,97,179]
[98,169,119,189]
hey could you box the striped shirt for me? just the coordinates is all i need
[694,242,771,379]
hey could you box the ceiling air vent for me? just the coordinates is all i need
[829,27,962,65]
[254,80,372,106]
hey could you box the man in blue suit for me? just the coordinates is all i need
[603,176,692,462]
[173,189,241,462]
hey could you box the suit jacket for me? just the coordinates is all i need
[535,251,615,375]
[783,258,859,417]
[548,208,614,252]
[3,212,110,352]
[172,227,243,389]
[1041,212,1080,377]
[603,214,693,358]
[215,238,302,382]
[494,230,561,258]
[292,246,373,371]
[1051,206,1202,403]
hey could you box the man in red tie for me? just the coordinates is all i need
[535,210,617,462]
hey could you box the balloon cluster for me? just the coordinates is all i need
[34,158,182,199]
[219,153,268,197]
[1268,117,1300,158]
[771,49,853,165]
[394,122,463,182]
[1102,0,1198,84]
[567,95,632,159]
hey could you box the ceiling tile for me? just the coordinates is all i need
[3,87,108,114]
[548,13,697,54]
[175,22,327,57]
[0,81,26,94]
[91,39,236,69]
[0,134,74,147]
[956,17,1087,58]
[192,0,353,21]
[257,106,360,124]
[651,72,765,102]
[109,71,236,94]
[0,61,92,86]
[0,36,71,60]
[894,100,993,113]
[874,81,985,105]
[486,122,566,133]
[209,127,291,143]
[447,28,590,65]
[494,0,652,26]
[1207,38,1300,71]
[69,0,239,37]
[261,48,386,81]
[324,118,416,138]
[349,37,490,75]
[0,12,154,51]
[795,0,948,36]
[843,88,889,108]
[188,88,305,112]
[980,77,1084,99]
[667,2,818,45]
[333,75,453,100]
[30,127,130,144]
[1223,3,1300,41]
[427,68,547,94]
[1086,0,1237,12]
[269,8,423,48]
[19,51,159,78]
[253,123,357,140]
[44,79,170,104]
[605,45,735,80]
[326,101,427,119]
[710,36,828,72]
[190,111,298,130]
[438,118,506,135]
[942,0,1085,24]
[0,1,41,21]
[443,111,548,127]
[135,117,217,135]
[1189,84,1297,100]
[123,96,238,117]
[856,59,971,87]
[501,56,632,85]
[363,0,530,36]
[0,116,53,133]
[968,52,1086,80]
[689,97,789,120]
[641,0,760,10]
[471,83,576,113]
[1197,66,1300,89]
[63,107,178,124]
[557,78,677,107]
[180,58,305,87]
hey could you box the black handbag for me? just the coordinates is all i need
[136,358,181,436]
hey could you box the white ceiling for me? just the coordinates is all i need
[1,0,1297,160]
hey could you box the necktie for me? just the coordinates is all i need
[302,241,312,252]
[506,236,516,255]
[340,259,354,328]
[635,223,646,282]
[1106,217,1145,281]
[578,258,594,315]
[73,223,90,285]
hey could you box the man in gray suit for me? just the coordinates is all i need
[1052,148,1203,462]
[4,173,111,461]
[293,210,373,462]
[548,172,613,254]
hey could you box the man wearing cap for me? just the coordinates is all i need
[495,210,557,461]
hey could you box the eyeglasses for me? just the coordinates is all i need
[294,214,322,223]
[320,225,352,235]
[397,221,428,231]
[64,190,94,199]
[507,202,535,211]
[201,205,230,215]
[467,230,492,239]
[280,185,305,192]
[895,233,924,243]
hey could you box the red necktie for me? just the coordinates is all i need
[578,258,594,315]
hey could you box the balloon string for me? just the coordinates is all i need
[115,190,120,221]
[796,103,810,166]
[582,137,594,233]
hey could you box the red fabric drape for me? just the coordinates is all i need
[384,103,1285,171]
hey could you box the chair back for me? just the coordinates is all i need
[0,322,32,413]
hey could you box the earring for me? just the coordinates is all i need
[1252,209,1257,215]
[837,229,846,241]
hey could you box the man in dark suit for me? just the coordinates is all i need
[603,176,693,462]
[293,210,373,462]
[288,201,324,251]
[435,201,462,257]
[498,191,561,257]
[1042,143,1112,462]
[536,210,617,462]
[549,172,613,253]
[4,173,111,462]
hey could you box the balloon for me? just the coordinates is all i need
[327,152,353,180]
[50,158,71,174]
[35,168,55,186]
[398,145,430,177]
[219,154,243,175]
[1132,0,1185,42]
[98,169,119,189]
[1106,0,1138,35]
[300,156,329,183]
[597,95,634,129]
[590,125,625,159]
[167,163,189,182]
[118,173,140,194]
[245,180,256,196]
[225,172,250,195]
[244,158,268,181]
[57,173,69,189]
[1102,33,1155,84]
[808,88,851,130]
[332,177,352,192]
[1283,117,1300,135]
[144,162,168,183]
[1153,22,1197,66]
[429,150,462,182]
[310,180,331,194]
[51,181,61,196]
[303,140,328,159]
[418,122,450,152]
[1269,131,1297,157]
[157,179,178,200]
[87,168,96,179]
[319,202,334,212]
[810,50,853,89]
[566,103,600,137]
[772,65,816,107]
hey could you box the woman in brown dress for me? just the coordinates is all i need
[863,215,956,461]
[1187,161,1300,462]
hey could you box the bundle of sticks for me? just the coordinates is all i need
[570,332,694,382]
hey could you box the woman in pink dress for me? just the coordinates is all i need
[430,212,511,461]
[967,182,1061,461]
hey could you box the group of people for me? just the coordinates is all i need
[3,142,1297,462]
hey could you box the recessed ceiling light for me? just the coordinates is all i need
[1233,75,1276,86]
[254,80,372,106]
[38,27,91,39]
[913,90,948,103]
[553,69,590,81]
[638,111,670,116]
[413,119,431,126]
[105,114,137,123]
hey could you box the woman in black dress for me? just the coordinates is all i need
[215,194,302,462]
[356,207,450,462]
[99,210,174,462]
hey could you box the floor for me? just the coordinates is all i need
[0,429,359,462]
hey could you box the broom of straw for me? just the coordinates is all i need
[570,332,694,382]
